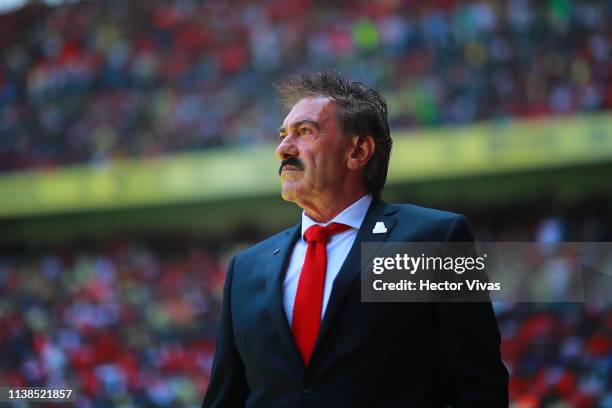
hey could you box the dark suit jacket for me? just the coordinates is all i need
[202,199,509,407]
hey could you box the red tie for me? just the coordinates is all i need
[292,222,351,366]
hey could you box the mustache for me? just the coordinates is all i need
[279,158,305,175]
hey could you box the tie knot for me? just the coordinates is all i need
[304,223,351,244]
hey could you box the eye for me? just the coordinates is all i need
[279,133,287,141]
[299,127,311,135]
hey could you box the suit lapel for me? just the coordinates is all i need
[264,223,304,367]
[311,199,397,364]
[263,200,398,371]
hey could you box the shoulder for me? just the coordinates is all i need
[384,202,467,229]
[386,202,462,223]
[382,201,473,242]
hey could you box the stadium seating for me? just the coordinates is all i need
[1,0,611,171]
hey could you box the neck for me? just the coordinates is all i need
[301,188,369,223]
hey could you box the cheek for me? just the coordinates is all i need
[320,145,345,168]
[310,156,342,183]
[302,143,345,182]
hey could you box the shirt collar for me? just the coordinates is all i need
[301,194,373,240]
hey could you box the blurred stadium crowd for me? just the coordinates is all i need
[1,0,611,171]
[1,197,611,408]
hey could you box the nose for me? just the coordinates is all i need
[275,133,299,161]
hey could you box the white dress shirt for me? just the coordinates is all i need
[283,194,373,326]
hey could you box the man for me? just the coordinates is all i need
[202,72,509,407]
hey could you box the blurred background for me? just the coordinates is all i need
[0,0,611,407]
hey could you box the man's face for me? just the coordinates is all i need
[276,96,351,206]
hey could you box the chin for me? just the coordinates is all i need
[280,184,303,204]
[280,186,296,203]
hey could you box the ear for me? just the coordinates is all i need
[346,135,375,170]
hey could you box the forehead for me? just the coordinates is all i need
[282,96,336,127]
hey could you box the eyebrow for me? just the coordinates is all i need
[278,119,321,135]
